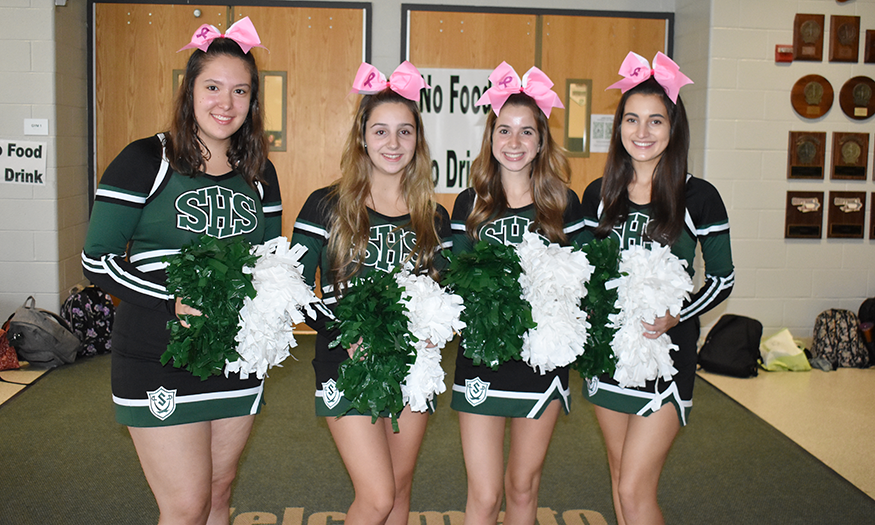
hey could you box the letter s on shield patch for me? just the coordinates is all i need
[465,378,490,406]
[586,377,599,397]
[322,379,341,410]
[147,386,177,421]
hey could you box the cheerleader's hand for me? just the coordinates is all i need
[175,297,202,328]
[347,337,364,359]
[642,310,680,339]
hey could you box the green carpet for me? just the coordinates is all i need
[2,335,873,524]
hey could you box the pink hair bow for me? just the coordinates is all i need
[178,16,267,54]
[349,61,430,101]
[606,51,692,103]
[475,62,564,118]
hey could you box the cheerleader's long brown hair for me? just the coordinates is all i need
[327,89,442,290]
[595,77,690,245]
[465,93,571,243]
[165,38,269,189]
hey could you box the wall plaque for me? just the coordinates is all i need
[829,15,860,62]
[831,132,869,180]
[839,76,875,120]
[871,193,875,239]
[827,191,866,238]
[791,75,833,118]
[785,191,823,238]
[793,14,825,61]
[787,131,826,179]
[866,30,875,64]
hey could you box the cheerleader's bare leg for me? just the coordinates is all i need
[458,412,507,525]
[594,404,680,525]
[128,414,255,525]
[327,407,428,525]
[503,400,561,525]
[382,406,429,525]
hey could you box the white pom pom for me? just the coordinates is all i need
[396,266,465,412]
[609,243,694,387]
[517,232,594,374]
[226,237,321,379]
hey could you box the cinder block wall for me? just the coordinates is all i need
[0,0,89,316]
[3,0,874,342]
[696,0,875,338]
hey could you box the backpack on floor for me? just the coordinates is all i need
[7,296,79,368]
[0,318,21,371]
[60,285,114,357]
[698,314,763,377]
[810,309,869,369]
[858,298,875,364]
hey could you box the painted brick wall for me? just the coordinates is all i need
[0,0,88,318]
[5,0,873,341]
[700,0,875,338]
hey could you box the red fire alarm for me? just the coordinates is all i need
[776,45,793,63]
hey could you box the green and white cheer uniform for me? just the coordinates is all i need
[290,186,452,417]
[576,175,733,425]
[82,134,282,427]
[450,187,584,419]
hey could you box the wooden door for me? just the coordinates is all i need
[541,15,666,192]
[94,3,366,235]
[94,4,228,189]
[232,6,365,233]
[408,10,537,213]
[407,9,667,203]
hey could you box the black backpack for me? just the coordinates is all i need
[810,309,869,369]
[698,314,763,377]
[60,285,115,358]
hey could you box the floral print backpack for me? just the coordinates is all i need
[60,285,114,357]
[809,309,869,369]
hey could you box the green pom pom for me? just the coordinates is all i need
[162,235,257,380]
[443,241,534,371]
[573,237,622,379]
[330,268,415,431]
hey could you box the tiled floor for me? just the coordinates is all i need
[698,368,875,499]
[0,365,47,405]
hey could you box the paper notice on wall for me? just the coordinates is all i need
[418,69,492,194]
[1,139,47,186]
[589,115,614,154]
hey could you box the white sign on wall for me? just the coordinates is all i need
[418,69,492,194]
[589,114,614,154]
[1,139,47,186]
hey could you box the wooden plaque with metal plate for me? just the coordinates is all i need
[839,76,875,120]
[785,191,824,238]
[787,131,826,179]
[791,75,833,119]
[871,193,875,239]
[831,132,869,180]
[827,191,866,238]
[829,15,860,62]
[794,14,824,61]
[866,30,875,64]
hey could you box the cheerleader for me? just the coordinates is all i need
[577,52,734,524]
[450,62,583,525]
[290,62,450,525]
[81,18,281,525]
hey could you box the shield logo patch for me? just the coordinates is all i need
[322,379,341,410]
[465,377,490,406]
[586,377,599,397]
[147,386,177,421]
